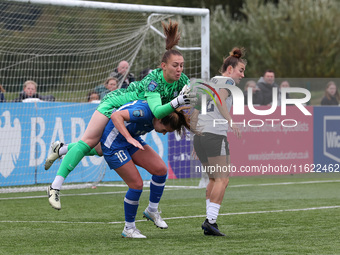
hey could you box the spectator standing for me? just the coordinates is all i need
[94,77,119,99]
[109,60,135,89]
[321,81,339,105]
[256,69,278,105]
[0,84,6,102]
[244,80,262,105]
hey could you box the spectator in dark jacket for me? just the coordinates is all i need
[256,69,279,105]
[244,80,263,105]
[14,80,55,102]
[139,68,153,80]
[321,81,339,105]
[109,60,135,89]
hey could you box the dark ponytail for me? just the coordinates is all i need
[161,19,183,64]
[161,106,198,136]
[219,47,247,74]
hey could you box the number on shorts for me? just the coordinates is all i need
[115,150,128,163]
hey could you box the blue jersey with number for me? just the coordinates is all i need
[101,100,154,150]
[100,100,156,169]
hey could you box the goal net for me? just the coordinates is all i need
[0,0,209,192]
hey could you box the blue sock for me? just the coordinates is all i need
[148,174,167,212]
[124,188,143,223]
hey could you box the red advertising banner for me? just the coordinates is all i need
[227,106,314,176]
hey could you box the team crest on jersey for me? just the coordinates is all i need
[226,79,235,86]
[133,110,144,117]
[148,80,158,91]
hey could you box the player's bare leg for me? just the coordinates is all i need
[201,155,229,236]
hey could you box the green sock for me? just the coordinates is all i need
[90,148,99,156]
[57,140,91,178]
[67,143,76,151]
[68,143,99,156]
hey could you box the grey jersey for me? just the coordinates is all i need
[197,76,234,136]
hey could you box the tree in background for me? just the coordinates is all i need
[210,0,340,78]
[80,0,340,78]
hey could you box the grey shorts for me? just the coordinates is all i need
[193,132,229,163]
[193,133,230,178]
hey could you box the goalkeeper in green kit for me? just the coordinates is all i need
[46,19,196,209]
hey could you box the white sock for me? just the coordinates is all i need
[206,199,210,214]
[51,175,65,190]
[148,201,158,212]
[59,144,68,156]
[125,221,136,230]
[207,202,220,224]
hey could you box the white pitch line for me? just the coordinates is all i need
[1,179,340,200]
[2,178,340,194]
[0,188,190,201]
[230,179,340,188]
[0,205,339,225]
[0,191,128,200]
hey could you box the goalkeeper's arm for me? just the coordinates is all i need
[145,92,174,119]
[145,91,196,119]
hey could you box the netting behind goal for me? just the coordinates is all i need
[0,0,209,192]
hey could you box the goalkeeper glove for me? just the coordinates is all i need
[170,92,197,109]
[179,84,191,96]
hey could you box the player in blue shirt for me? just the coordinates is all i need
[47,100,192,238]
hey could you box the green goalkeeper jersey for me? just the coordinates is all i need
[97,68,189,119]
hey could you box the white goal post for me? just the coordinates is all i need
[0,0,209,192]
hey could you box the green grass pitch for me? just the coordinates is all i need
[0,173,339,255]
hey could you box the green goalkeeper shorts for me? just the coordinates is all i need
[96,102,116,118]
